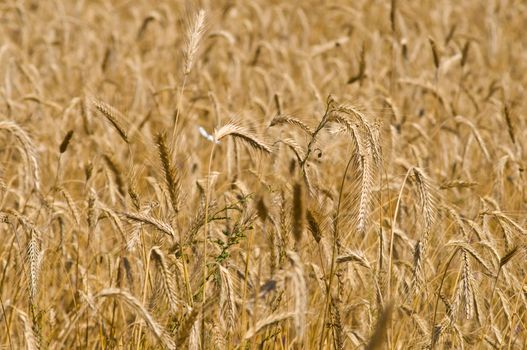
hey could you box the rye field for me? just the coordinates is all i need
[0,0,526,348]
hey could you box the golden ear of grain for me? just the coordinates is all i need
[439,180,478,189]
[5,1,527,347]
[412,167,437,247]
[336,250,371,269]
[12,307,40,350]
[454,115,491,162]
[286,250,307,340]
[156,133,181,214]
[27,228,42,306]
[270,115,314,135]
[89,97,129,143]
[330,298,344,350]
[184,9,206,75]
[499,246,518,267]
[306,209,321,243]
[126,223,142,252]
[150,246,181,313]
[243,312,295,340]
[103,154,126,197]
[98,205,127,241]
[411,240,424,291]
[95,288,175,349]
[337,145,375,237]
[128,178,141,210]
[446,241,494,273]
[331,103,382,164]
[214,122,272,154]
[56,186,81,225]
[355,153,373,234]
[0,120,41,191]
[277,137,306,164]
[459,251,475,319]
[87,188,97,230]
[176,300,214,347]
[122,212,176,238]
[218,265,237,332]
[404,167,437,289]
[11,214,44,309]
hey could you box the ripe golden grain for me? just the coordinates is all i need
[0,2,525,349]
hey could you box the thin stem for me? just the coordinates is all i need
[0,235,15,350]
[481,265,503,343]
[300,103,332,169]
[430,248,459,349]
[171,74,188,150]
[201,141,216,345]
[507,272,527,350]
[0,295,13,350]
[135,247,151,350]
[387,167,413,300]
[319,151,355,350]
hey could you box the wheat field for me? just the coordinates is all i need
[0,0,526,349]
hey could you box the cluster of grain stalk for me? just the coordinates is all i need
[0,1,526,349]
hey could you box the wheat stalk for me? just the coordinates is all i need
[270,115,314,135]
[0,120,41,191]
[95,288,175,349]
[184,10,206,76]
[286,250,307,341]
[89,97,129,143]
[121,212,176,238]
[214,122,272,154]
[156,133,181,214]
[242,312,295,340]
[218,264,237,332]
[150,246,181,313]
